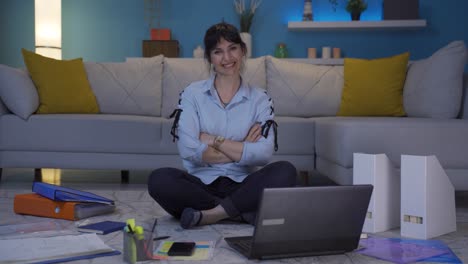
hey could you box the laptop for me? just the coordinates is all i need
[225,185,373,259]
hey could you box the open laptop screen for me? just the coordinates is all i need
[226,185,373,259]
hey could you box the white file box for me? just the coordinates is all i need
[400,155,456,239]
[353,153,400,233]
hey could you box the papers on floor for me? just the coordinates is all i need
[154,240,215,261]
[0,221,61,237]
[358,236,462,264]
[0,233,117,264]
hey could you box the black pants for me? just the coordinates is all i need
[147,161,297,224]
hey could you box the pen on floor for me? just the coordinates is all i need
[150,218,158,234]
[149,218,171,241]
[153,236,170,241]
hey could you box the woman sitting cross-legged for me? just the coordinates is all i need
[147,22,297,229]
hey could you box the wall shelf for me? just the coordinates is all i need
[288,20,427,31]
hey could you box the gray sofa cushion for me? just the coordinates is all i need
[0,65,39,119]
[274,116,315,155]
[315,117,468,169]
[84,55,163,116]
[461,73,468,119]
[266,56,343,117]
[0,114,177,154]
[403,41,468,118]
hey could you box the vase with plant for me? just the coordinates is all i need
[328,0,368,20]
[234,0,262,57]
[346,0,367,20]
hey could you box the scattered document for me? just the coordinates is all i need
[358,236,458,264]
[154,240,215,261]
[0,233,117,264]
[0,221,61,237]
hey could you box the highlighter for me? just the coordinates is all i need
[134,226,144,240]
[126,218,136,232]
[134,225,150,260]
[125,219,137,263]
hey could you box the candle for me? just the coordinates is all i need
[307,48,317,58]
[322,47,331,59]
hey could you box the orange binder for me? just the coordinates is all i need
[14,193,115,221]
[14,193,78,220]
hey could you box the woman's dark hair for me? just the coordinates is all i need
[203,22,247,63]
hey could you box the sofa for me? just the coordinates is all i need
[0,41,467,189]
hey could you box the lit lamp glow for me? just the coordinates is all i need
[35,0,61,59]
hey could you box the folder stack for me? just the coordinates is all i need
[14,182,115,221]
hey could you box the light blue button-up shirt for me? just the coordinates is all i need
[176,75,275,184]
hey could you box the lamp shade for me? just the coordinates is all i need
[35,0,61,59]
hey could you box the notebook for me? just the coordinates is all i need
[77,221,126,235]
[225,185,373,260]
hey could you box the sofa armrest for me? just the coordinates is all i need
[460,73,468,119]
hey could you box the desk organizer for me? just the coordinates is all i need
[123,231,153,263]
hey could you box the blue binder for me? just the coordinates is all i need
[32,182,114,205]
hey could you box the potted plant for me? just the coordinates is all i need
[234,0,262,58]
[328,0,368,21]
[234,0,262,33]
[346,0,368,20]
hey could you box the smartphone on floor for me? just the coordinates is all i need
[167,242,196,256]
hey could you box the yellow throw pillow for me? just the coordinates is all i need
[337,52,409,117]
[22,49,99,114]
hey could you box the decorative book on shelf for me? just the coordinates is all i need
[32,182,114,205]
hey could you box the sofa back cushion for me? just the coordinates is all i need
[266,56,344,117]
[22,49,99,114]
[0,64,39,119]
[161,58,210,118]
[338,52,409,117]
[404,41,468,118]
[243,56,267,90]
[84,55,163,116]
[161,56,267,118]
[461,73,468,119]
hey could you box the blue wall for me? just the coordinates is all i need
[1,0,468,67]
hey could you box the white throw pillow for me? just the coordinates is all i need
[0,64,39,119]
[403,41,468,118]
[266,56,344,117]
[85,55,163,116]
[243,56,267,90]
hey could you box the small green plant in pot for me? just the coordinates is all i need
[346,0,368,20]
[328,0,368,20]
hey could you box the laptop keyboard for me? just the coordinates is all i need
[235,238,253,252]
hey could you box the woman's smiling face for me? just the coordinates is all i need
[210,37,244,76]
